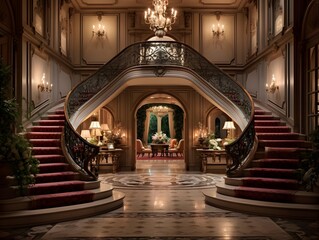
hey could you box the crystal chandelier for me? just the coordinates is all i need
[144,0,177,38]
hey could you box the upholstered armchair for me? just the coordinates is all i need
[136,139,152,157]
[168,138,178,149]
[168,139,184,157]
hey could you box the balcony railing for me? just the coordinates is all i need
[64,41,255,179]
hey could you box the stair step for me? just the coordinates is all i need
[54,109,65,114]
[31,147,63,155]
[254,110,272,115]
[254,115,280,120]
[33,119,65,126]
[28,180,86,195]
[225,177,299,190]
[0,189,124,228]
[26,132,62,139]
[255,126,291,133]
[254,120,284,126]
[259,140,312,148]
[265,147,309,159]
[30,190,95,209]
[33,155,65,163]
[243,168,299,179]
[42,115,65,121]
[35,171,80,183]
[203,188,319,219]
[252,159,299,169]
[29,139,61,147]
[27,126,64,132]
[257,132,306,140]
[38,163,70,173]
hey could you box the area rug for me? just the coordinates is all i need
[100,173,223,189]
[136,155,184,160]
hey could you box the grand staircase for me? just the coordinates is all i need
[204,106,319,219]
[0,106,124,228]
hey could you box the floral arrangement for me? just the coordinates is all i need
[152,131,169,144]
[102,122,123,146]
[208,137,222,150]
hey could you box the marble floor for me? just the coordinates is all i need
[1,160,319,239]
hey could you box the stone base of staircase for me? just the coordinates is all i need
[203,184,319,219]
[0,182,125,228]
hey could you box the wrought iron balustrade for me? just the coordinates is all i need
[65,41,255,178]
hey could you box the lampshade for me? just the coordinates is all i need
[95,129,102,137]
[80,130,91,139]
[223,121,235,130]
[100,123,110,131]
[89,121,101,129]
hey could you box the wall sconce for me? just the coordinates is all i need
[212,12,224,39]
[38,73,53,93]
[266,74,279,93]
[92,12,105,38]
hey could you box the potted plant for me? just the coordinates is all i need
[0,59,39,196]
[299,128,319,192]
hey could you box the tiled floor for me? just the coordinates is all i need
[1,160,319,239]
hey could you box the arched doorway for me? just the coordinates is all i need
[135,93,186,171]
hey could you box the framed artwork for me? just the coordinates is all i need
[268,0,284,39]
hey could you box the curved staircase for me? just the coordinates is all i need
[204,106,319,219]
[0,107,124,228]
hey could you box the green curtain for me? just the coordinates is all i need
[161,115,170,138]
[148,114,158,143]
[137,103,184,142]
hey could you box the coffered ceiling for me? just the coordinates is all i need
[71,0,247,11]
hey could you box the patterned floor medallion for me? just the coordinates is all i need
[101,173,223,189]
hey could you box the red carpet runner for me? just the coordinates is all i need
[232,107,312,203]
[26,109,94,209]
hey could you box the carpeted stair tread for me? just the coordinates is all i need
[26,132,62,139]
[33,154,65,163]
[241,177,299,190]
[30,190,94,209]
[54,109,64,114]
[33,119,65,126]
[254,115,280,120]
[35,171,80,183]
[28,126,64,132]
[29,139,61,147]
[254,110,272,115]
[254,120,284,126]
[252,159,299,168]
[42,114,66,120]
[244,167,298,179]
[255,126,291,133]
[265,147,308,159]
[256,132,305,140]
[258,140,312,148]
[38,163,70,173]
[219,105,311,204]
[31,147,63,155]
[233,186,297,203]
[28,180,86,195]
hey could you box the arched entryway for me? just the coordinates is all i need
[134,93,187,171]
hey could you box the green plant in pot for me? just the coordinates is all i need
[0,59,39,196]
[299,127,319,192]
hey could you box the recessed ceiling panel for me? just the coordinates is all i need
[72,0,245,10]
[200,0,238,4]
[81,0,117,5]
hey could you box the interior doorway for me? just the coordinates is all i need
[135,93,186,171]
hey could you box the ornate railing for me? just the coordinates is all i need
[64,41,255,178]
[64,119,99,180]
